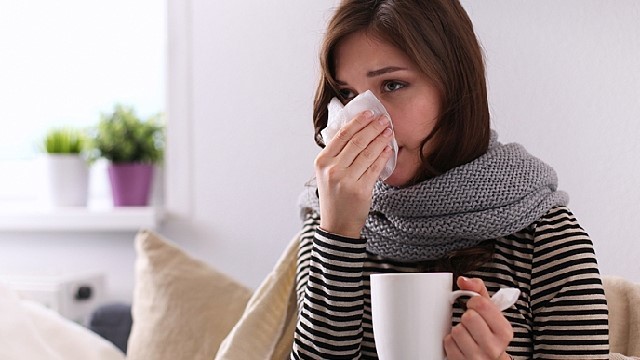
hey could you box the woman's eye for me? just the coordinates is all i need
[383,81,406,92]
[338,89,356,102]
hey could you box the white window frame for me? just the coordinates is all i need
[0,1,169,230]
[0,0,167,208]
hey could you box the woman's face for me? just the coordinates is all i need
[334,30,441,187]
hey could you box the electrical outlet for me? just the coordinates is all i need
[0,272,105,325]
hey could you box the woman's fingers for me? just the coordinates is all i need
[324,114,391,169]
[466,296,514,348]
[459,304,509,359]
[443,333,465,360]
[347,126,393,180]
[336,114,391,167]
[449,322,481,358]
[451,277,514,359]
[323,110,376,157]
[317,112,393,184]
[457,276,489,297]
[358,144,393,184]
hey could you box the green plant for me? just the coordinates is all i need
[42,127,88,154]
[90,104,165,164]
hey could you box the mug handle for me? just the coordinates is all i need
[449,288,521,310]
[449,290,479,305]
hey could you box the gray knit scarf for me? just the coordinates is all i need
[298,131,569,262]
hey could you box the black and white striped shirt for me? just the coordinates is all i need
[291,206,609,359]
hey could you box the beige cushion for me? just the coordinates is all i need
[603,275,640,357]
[215,232,300,360]
[127,230,253,360]
[0,282,125,360]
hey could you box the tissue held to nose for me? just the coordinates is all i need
[320,90,399,180]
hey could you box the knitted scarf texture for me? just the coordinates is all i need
[299,131,569,261]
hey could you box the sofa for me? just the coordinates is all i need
[3,228,637,359]
[86,229,640,359]
[98,229,298,360]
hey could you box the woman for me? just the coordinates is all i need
[292,0,609,359]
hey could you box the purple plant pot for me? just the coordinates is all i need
[107,163,154,207]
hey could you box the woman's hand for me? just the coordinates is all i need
[315,110,394,238]
[444,277,514,360]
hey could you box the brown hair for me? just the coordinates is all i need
[418,239,495,279]
[313,0,491,182]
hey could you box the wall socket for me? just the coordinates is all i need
[0,272,105,325]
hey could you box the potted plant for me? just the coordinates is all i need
[89,104,164,207]
[41,127,89,207]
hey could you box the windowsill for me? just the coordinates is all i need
[0,205,164,232]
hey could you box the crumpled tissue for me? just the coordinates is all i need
[321,90,398,180]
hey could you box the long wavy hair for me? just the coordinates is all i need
[313,0,494,273]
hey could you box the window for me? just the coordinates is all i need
[0,0,166,204]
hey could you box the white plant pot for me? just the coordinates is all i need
[44,154,89,207]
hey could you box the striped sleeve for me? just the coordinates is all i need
[295,212,319,313]
[291,213,369,360]
[530,207,609,359]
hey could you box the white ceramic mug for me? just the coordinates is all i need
[370,272,478,360]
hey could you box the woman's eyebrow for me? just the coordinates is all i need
[335,66,408,85]
[367,66,408,77]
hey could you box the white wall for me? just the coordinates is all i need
[160,0,334,291]
[1,1,638,303]
[462,0,640,281]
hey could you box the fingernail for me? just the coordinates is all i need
[364,110,375,119]
[382,127,393,137]
[460,276,470,282]
[378,115,389,126]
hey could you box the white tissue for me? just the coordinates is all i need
[490,288,521,311]
[321,90,398,180]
